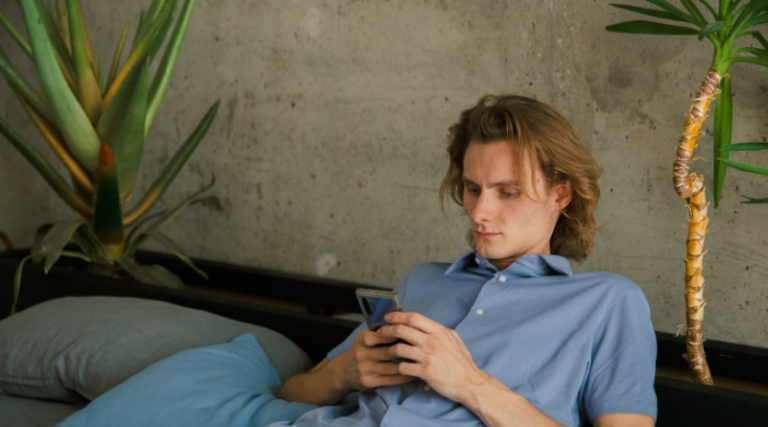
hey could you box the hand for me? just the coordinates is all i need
[335,328,418,393]
[375,311,489,403]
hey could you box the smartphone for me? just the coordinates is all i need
[355,288,413,363]
[356,289,403,331]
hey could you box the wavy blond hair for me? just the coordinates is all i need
[439,94,603,262]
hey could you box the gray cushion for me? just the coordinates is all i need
[0,393,85,427]
[0,296,313,402]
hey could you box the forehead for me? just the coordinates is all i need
[462,140,537,181]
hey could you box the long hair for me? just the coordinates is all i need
[439,94,602,262]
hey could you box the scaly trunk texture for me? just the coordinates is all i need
[672,70,720,386]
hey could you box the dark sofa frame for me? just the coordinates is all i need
[2,248,767,427]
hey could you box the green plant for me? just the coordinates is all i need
[0,0,220,314]
[607,0,768,385]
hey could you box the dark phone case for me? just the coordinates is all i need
[356,290,414,363]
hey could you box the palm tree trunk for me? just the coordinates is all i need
[672,70,720,385]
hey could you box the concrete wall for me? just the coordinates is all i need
[1,0,767,348]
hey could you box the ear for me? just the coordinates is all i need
[553,182,573,210]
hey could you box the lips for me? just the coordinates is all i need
[475,231,499,238]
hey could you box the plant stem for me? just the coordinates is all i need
[673,70,721,385]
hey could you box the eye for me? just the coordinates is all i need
[467,187,480,194]
[501,190,518,197]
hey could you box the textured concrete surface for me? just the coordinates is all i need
[1,0,768,348]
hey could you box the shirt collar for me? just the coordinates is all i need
[444,250,573,277]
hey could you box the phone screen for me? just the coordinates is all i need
[355,289,402,331]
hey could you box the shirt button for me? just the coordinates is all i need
[424,384,431,391]
[499,275,506,282]
[474,257,480,264]
[476,308,484,315]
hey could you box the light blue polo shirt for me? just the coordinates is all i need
[268,250,657,427]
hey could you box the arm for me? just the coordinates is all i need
[277,356,352,406]
[459,373,654,427]
[458,371,566,427]
[593,413,655,427]
[277,329,416,405]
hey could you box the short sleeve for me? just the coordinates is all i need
[582,285,658,423]
[326,270,411,361]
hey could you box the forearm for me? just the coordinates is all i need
[277,357,352,405]
[460,372,566,427]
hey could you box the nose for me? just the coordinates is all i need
[468,189,496,224]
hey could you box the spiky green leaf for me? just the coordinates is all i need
[697,0,719,20]
[66,0,102,124]
[698,20,727,40]
[0,45,55,123]
[113,59,150,204]
[93,143,125,259]
[39,221,83,273]
[34,0,74,74]
[0,9,32,58]
[116,258,185,289]
[74,224,108,260]
[721,0,733,18]
[145,230,208,279]
[147,0,196,134]
[123,102,219,226]
[124,178,215,255]
[145,0,178,64]
[97,56,147,143]
[732,0,768,33]
[720,142,768,151]
[20,0,101,172]
[55,0,71,55]
[731,55,768,66]
[740,195,768,204]
[124,195,215,249]
[680,0,707,26]
[718,157,768,177]
[713,76,731,208]
[104,0,176,106]
[643,0,699,25]
[13,250,91,315]
[749,31,768,48]
[609,3,687,21]
[133,11,147,53]
[0,115,93,218]
[97,55,103,94]
[108,23,130,89]
[12,254,35,315]
[31,224,53,263]
[606,20,699,35]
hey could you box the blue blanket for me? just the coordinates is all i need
[55,333,345,427]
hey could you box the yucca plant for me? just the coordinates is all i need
[0,0,220,315]
[607,0,768,385]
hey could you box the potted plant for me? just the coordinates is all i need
[607,0,768,386]
[0,0,219,314]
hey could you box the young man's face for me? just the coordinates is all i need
[462,140,572,271]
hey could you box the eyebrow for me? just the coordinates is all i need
[461,177,520,187]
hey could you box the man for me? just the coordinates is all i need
[273,94,657,427]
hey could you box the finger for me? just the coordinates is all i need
[385,311,441,334]
[378,324,425,347]
[373,345,393,361]
[388,343,421,363]
[361,330,394,347]
[375,374,417,387]
[376,361,405,376]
